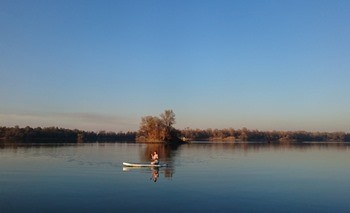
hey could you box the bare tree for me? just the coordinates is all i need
[160,110,176,128]
[160,110,176,140]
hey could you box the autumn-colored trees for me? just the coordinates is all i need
[179,128,350,143]
[137,110,182,143]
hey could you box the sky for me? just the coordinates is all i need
[1,0,349,132]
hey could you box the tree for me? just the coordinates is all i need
[138,110,183,143]
[160,110,175,128]
[160,110,176,140]
[139,116,164,141]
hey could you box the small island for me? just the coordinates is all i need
[136,110,186,144]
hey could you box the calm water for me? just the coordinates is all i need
[1,142,350,212]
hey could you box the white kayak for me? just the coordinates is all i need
[123,162,168,167]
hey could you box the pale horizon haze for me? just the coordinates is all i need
[1,0,349,133]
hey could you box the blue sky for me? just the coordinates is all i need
[1,0,349,132]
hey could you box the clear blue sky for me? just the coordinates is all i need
[1,0,349,132]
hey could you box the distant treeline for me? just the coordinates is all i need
[180,128,350,142]
[0,126,136,142]
[1,126,350,143]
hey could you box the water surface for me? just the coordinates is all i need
[1,142,349,212]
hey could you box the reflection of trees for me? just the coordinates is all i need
[139,143,181,179]
[0,141,70,150]
[183,142,350,153]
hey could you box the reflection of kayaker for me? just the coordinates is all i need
[151,168,159,182]
[151,151,159,165]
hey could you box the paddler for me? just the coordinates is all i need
[151,151,159,165]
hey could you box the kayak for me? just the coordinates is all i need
[123,162,168,167]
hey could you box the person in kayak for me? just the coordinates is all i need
[151,151,159,165]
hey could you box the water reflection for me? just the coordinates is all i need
[1,141,350,212]
[2,140,348,152]
[121,166,163,183]
[122,143,181,182]
[120,141,350,183]
[151,167,159,182]
[187,141,350,153]
[0,141,84,150]
[122,165,165,182]
[139,143,181,162]
[142,143,182,179]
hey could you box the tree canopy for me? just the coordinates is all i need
[137,110,182,143]
[0,126,136,142]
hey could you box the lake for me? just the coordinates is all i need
[1,142,350,212]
